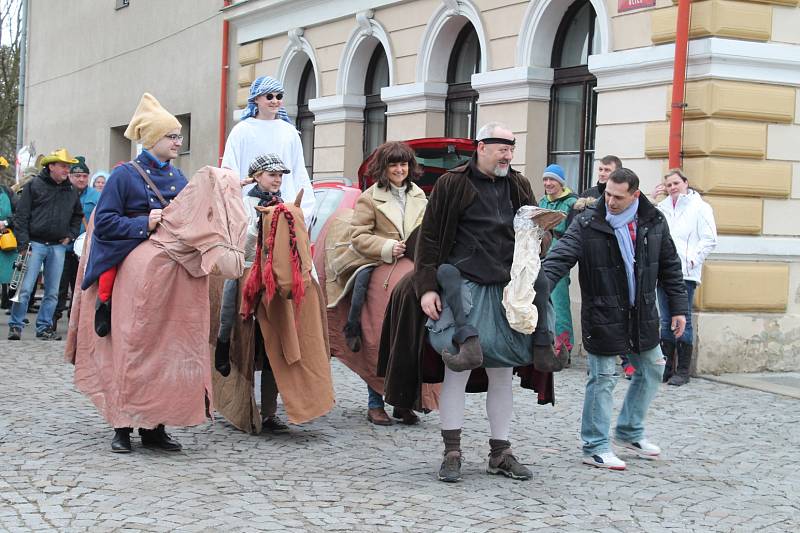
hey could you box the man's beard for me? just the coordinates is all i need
[493,164,510,177]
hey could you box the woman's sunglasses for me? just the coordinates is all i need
[264,93,283,101]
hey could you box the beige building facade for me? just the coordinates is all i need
[22,0,800,373]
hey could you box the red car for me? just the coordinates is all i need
[308,137,474,248]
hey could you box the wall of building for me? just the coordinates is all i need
[24,0,223,177]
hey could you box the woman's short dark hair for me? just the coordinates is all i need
[608,167,639,192]
[365,141,421,191]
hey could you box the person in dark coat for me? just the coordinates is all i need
[378,122,556,484]
[579,154,621,200]
[8,149,83,341]
[542,167,688,471]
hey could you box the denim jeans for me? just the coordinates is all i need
[217,278,239,342]
[367,385,384,409]
[9,241,68,333]
[581,345,665,456]
[658,280,696,344]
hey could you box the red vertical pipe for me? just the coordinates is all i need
[218,0,232,165]
[669,0,692,169]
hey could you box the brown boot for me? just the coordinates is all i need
[442,336,483,372]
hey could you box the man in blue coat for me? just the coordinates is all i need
[53,156,100,327]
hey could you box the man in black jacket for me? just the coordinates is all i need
[579,154,621,200]
[8,149,83,341]
[543,168,687,471]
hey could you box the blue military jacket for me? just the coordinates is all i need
[81,151,187,289]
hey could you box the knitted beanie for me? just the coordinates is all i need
[70,156,90,174]
[124,93,181,149]
[542,163,566,185]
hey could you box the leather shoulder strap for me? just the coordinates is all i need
[130,160,169,208]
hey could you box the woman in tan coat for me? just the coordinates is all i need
[342,141,427,425]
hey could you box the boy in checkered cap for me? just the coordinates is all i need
[215,153,290,432]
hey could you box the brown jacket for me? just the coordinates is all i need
[325,182,427,308]
[378,161,555,409]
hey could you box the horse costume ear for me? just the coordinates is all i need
[294,189,304,207]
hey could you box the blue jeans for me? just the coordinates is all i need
[367,385,384,409]
[658,280,695,344]
[581,345,665,456]
[9,242,68,333]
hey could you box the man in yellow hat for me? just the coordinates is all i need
[8,148,84,341]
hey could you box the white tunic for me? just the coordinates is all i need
[221,117,315,220]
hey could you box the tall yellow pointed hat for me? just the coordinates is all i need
[124,93,181,149]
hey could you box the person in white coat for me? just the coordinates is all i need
[655,169,717,386]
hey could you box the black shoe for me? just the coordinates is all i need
[7,326,21,341]
[111,428,132,453]
[139,424,182,451]
[262,415,290,433]
[392,407,419,425]
[36,327,62,341]
[94,297,111,337]
[214,338,231,377]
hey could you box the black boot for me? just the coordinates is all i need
[343,321,362,353]
[668,342,692,386]
[660,339,676,383]
[111,427,132,453]
[94,297,111,337]
[214,338,231,377]
[139,424,182,451]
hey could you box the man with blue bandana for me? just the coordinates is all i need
[222,76,314,220]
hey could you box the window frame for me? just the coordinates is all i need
[296,60,316,177]
[362,44,389,159]
[547,0,598,193]
[445,24,480,140]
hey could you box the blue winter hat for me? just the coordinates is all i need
[542,164,566,185]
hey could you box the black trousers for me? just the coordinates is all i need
[54,251,79,318]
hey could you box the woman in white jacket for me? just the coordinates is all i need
[655,169,717,386]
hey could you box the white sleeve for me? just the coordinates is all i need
[291,130,316,221]
[221,125,241,178]
[694,202,718,266]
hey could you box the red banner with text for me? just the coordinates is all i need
[618,0,656,12]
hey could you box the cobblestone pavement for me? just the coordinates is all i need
[1,335,798,532]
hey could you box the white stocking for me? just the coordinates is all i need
[439,367,471,430]
[486,367,513,441]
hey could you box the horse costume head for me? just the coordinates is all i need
[241,190,312,318]
[150,167,248,279]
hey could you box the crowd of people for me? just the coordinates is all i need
[3,73,718,483]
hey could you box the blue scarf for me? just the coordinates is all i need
[241,76,292,124]
[605,198,639,306]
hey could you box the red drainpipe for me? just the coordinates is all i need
[668,0,692,169]
[218,0,232,165]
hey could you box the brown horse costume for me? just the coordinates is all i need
[211,191,335,433]
[65,167,248,429]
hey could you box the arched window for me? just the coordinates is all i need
[547,0,600,193]
[445,24,480,139]
[363,44,389,158]
[296,60,316,177]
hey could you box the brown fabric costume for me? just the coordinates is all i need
[211,193,334,431]
[377,162,555,410]
[65,167,248,429]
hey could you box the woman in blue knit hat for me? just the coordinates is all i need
[539,164,578,358]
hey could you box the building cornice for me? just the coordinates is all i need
[380,82,448,115]
[590,38,800,92]
[226,0,405,44]
[711,235,800,261]
[471,67,554,104]
[308,94,366,124]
